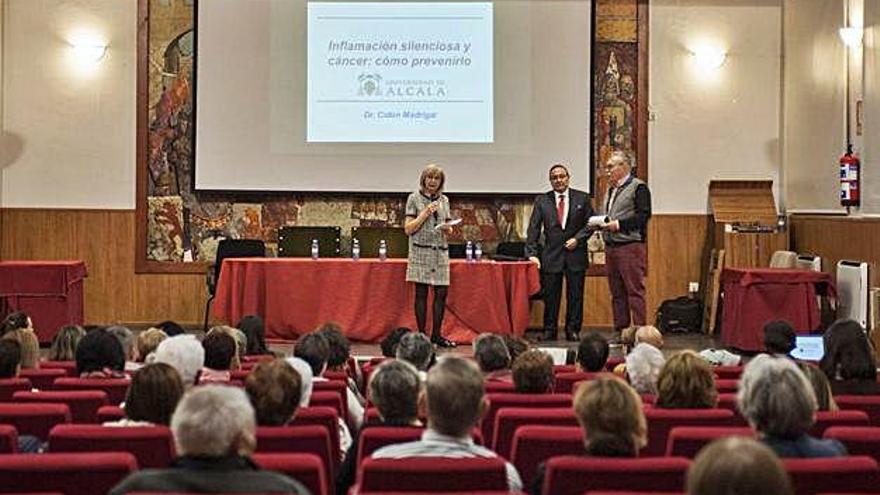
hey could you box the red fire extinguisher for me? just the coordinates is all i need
[840,145,861,207]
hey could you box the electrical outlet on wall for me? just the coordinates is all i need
[688,282,700,293]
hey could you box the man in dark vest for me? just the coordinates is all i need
[526,163,594,342]
[601,151,652,334]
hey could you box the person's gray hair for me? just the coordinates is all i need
[369,359,422,422]
[608,150,633,169]
[473,333,511,373]
[396,332,434,371]
[154,335,205,387]
[171,385,256,457]
[286,356,314,407]
[625,343,665,395]
[106,325,134,360]
[737,353,817,438]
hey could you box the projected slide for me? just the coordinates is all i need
[307,2,493,143]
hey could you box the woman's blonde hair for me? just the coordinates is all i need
[419,163,446,194]
[574,375,647,456]
[656,350,717,409]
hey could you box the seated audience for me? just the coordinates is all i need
[155,320,185,337]
[297,331,364,430]
[154,335,205,388]
[622,343,665,395]
[502,334,530,363]
[764,320,797,356]
[135,327,167,363]
[474,333,512,382]
[76,327,127,378]
[337,359,423,495]
[107,325,139,371]
[200,331,237,384]
[1,311,40,369]
[634,325,664,348]
[512,349,554,394]
[738,354,846,458]
[238,314,269,356]
[576,331,609,372]
[687,436,793,495]
[380,327,411,358]
[530,375,647,494]
[819,319,880,395]
[109,385,309,495]
[0,340,21,379]
[319,322,366,408]
[395,332,434,378]
[287,356,353,457]
[371,356,523,492]
[655,350,717,409]
[797,361,837,411]
[106,363,185,427]
[208,326,244,370]
[47,325,85,361]
[245,359,302,426]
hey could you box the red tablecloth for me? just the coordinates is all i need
[720,267,836,351]
[212,258,541,343]
[0,261,88,343]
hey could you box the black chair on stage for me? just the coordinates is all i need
[277,226,341,258]
[204,238,266,331]
[494,241,527,260]
[351,226,408,258]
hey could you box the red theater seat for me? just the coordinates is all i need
[712,365,743,380]
[290,406,341,468]
[555,371,605,394]
[313,380,349,425]
[256,425,333,481]
[510,425,584,487]
[242,354,275,364]
[0,452,137,495]
[485,381,516,393]
[18,368,66,390]
[713,379,739,393]
[322,370,348,382]
[13,390,108,423]
[493,407,578,458]
[784,456,880,495]
[665,426,755,458]
[642,408,739,456]
[0,403,71,440]
[835,396,880,425]
[52,377,130,405]
[0,378,32,402]
[356,456,510,493]
[311,390,345,419]
[39,361,78,376]
[542,456,691,495]
[96,405,125,423]
[48,424,175,468]
[811,410,871,437]
[482,393,572,446]
[0,424,18,453]
[357,426,425,465]
[253,452,328,495]
[824,427,880,462]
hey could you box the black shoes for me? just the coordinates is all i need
[565,331,580,342]
[432,335,457,348]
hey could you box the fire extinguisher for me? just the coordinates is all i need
[840,145,861,207]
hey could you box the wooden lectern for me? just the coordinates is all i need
[709,180,789,268]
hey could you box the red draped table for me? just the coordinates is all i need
[212,258,541,343]
[0,261,88,343]
[720,267,836,351]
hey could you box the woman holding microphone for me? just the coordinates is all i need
[404,164,456,348]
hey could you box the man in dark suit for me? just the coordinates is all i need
[526,163,594,342]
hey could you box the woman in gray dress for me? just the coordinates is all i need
[404,164,456,348]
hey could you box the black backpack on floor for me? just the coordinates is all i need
[656,297,703,333]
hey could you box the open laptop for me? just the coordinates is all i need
[789,335,824,362]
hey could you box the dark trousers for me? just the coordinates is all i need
[605,242,647,331]
[541,269,585,335]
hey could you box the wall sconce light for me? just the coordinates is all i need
[690,44,727,70]
[70,41,107,63]
[839,27,863,48]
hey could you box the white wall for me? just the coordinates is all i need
[1,0,136,209]
[862,0,880,214]
[649,0,782,214]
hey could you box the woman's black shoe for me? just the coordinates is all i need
[432,335,457,348]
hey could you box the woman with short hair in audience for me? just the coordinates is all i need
[687,436,793,495]
[738,354,846,458]
[621,342,665,395]
[76,327,127,378]
[47,325,85,362]
[106,363,184,427]
[798,361,838,411]
[512,349,555,393]
[530,375,647,495]
[238,315,269,356]
[1,311,40,369]
[819,319,880,395]
[655,350,717,409]
[503,334,530,363]
[286,356,353,459]
[200,331,236,384]
[245,359,302,426]
[135,327,167,363]
[207,325,244,371]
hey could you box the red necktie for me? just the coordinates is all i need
[557,194,565,226]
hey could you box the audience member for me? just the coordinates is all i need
[109,386,309,495]
[155,320,186,337]
[395,332,434,376]
[0,312,39,369]
[154,335,205,388]
[738,354,846,458]
[474,333,512,381]
[372,357,523,492]
[502,334,530,363]
[820,319,880,395]
[318,323,367,414]
[106,325,138,371]
[687,436,793,495]
[200,332,237,384]
[294,332,331,377]
[47,325,85,361]
[512,349,554,394]
[0,340,21,379]
[798,361,837,411]
[286,355,353,457]
[764,320,797,356]
[337,359,423,495]
[208,326,244,370]
[576,332,609,372]
[107,363,184,427]
[380,328,411,358]
[655,350,717,409]
[135,327,167,363]
[634,325,664,348]
[76,328,126,378]
[245,359,302,426]
[237,315,269,356]
[623,343,665,395]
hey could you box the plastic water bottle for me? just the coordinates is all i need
[352,239,360,260]
[311,239,319,260]
[474,243,483,262]
[465,241,474,262]
[378,239,388,261]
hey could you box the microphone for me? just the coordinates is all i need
[431,195,439,221]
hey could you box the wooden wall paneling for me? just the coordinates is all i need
[790,215,880,286]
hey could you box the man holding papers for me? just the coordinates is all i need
[526,163,594,342]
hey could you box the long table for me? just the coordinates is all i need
[212,258,541,343]
[0,260,88,343]
[720,267,836,351]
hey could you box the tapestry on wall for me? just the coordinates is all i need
[140,0,644,269]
